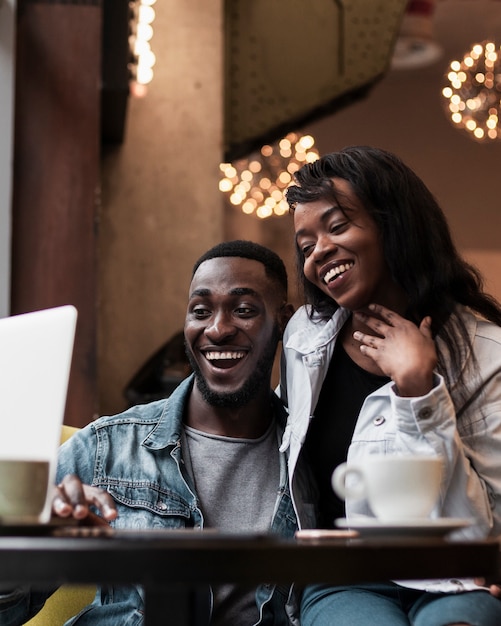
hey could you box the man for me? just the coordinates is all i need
[0,240,315,625]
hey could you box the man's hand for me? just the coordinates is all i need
[52,474,117,525]
[475,577,501,598]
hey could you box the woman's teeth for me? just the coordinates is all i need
[323,262,354,284]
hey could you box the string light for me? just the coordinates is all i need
[129,0,157,96]
[442,41,501,142]
[219,133,319,219]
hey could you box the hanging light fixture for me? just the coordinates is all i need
[391,0,442,70]
[128,0,157,97]
[219,132,319,219]
[442,41,501,142]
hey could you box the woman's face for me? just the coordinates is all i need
[294,178,403,312]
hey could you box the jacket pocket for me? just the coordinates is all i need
[107,483,194,529]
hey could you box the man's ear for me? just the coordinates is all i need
[278,303,295,337]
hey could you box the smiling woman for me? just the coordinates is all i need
[280,145,501,626]
[293,182,403,319]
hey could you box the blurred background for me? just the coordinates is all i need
[1,0,500,423]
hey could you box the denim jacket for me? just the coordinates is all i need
[0,375,315,626]
[279,304,501,593]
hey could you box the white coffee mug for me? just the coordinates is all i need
[332,455,443,521]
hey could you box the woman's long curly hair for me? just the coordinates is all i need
[286,146,501,395]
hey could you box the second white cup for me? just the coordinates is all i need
[332,455,443,522]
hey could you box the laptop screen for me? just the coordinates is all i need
[0,305,77,522]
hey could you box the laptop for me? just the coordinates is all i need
[0,305,77,523]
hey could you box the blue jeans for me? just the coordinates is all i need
[301,582,501,626]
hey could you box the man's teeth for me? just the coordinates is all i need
[323,262,354,284]
[205,351,245,361]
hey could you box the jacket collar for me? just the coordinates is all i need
[285,304,479,392]
[142,374,287,449]
[285,306,351,355]
[142,375,194,450]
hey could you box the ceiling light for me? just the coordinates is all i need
[219,133,319,219]
[442,41,501,142]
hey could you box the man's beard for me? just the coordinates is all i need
[185,326,280,408]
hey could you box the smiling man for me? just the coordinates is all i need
[185,243,289,434]
[0,240,316,626]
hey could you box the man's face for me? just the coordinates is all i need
[184,257,284,408]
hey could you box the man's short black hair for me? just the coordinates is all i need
[192,240,288,295]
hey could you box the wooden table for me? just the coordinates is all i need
[0,529,499,625]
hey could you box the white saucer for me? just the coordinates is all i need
[335,517,473,538]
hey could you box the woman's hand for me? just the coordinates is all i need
[52,474,117,524]
[353,303,437,397]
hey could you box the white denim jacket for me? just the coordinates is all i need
[279,305,501,592]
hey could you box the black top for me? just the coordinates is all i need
[303,339,390,527]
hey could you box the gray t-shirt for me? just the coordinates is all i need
[183,421,280,625]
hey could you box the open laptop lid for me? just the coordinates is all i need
[0,305,77,467]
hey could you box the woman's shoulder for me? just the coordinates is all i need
[474,317,501,345]
[458,306,501,344]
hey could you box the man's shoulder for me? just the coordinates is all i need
[91,375,195,432]
[93,399,169,429]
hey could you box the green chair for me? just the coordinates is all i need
[24,586,96,626]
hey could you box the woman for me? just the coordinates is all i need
[279,146,501,625]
